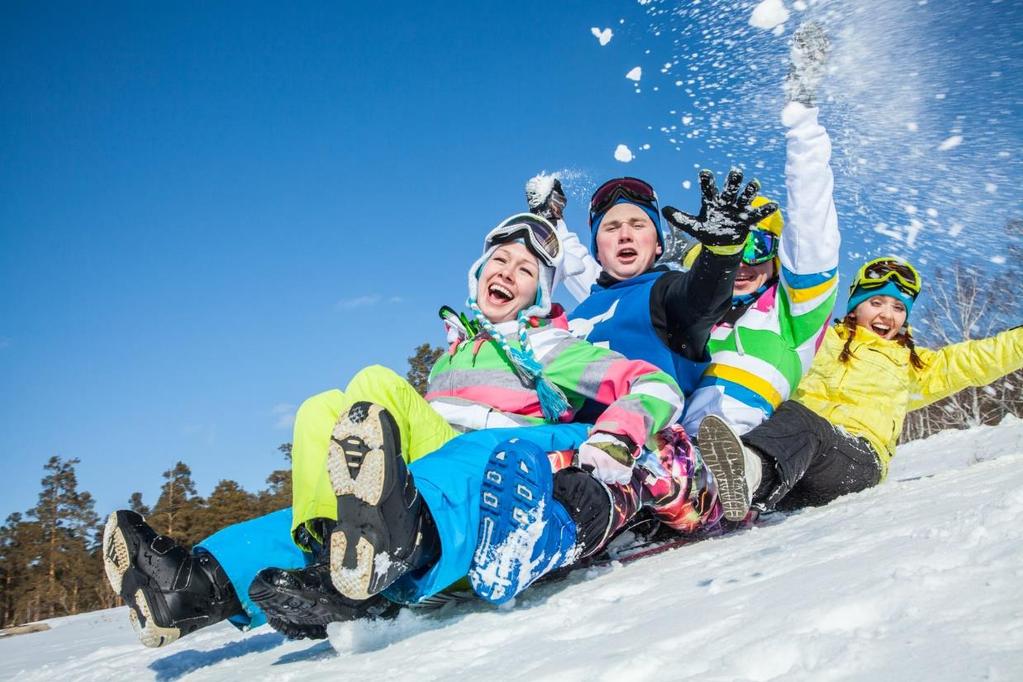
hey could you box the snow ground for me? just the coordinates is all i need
[3,419,1022,681]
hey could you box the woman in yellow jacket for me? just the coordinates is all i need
[699,256,1023,514]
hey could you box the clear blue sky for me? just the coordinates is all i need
[2,1,1020,522]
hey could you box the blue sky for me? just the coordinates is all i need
[2,0,1020,522]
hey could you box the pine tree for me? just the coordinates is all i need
[192,480,259,540]
[0,513,40,627]
[25,457,100,619]
[150,461,202,547]
[406,342,445,396]
[128,491,150,517]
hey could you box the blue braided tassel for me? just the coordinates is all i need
[467,299,571,423]
[533,373,571,422]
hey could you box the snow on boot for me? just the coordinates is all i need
[102,510,242,648]
[698,415,752,523]
[785,21,830,106]
[470,438,579,605]
[327,401,439,600]
[248,563,400,640]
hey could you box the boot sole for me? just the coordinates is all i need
[102,511,181,648]
[699,415,751,523]
[102,511,131,595]
[327,402,401,601]
[470,440,572,605]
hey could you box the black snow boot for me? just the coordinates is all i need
[248,563,401,640]
[327,402,440,600]
[552,467,615,558]
[102,510,244,647]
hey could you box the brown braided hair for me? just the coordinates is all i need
[836,312,925,370]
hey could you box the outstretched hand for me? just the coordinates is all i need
[661,169,779,249]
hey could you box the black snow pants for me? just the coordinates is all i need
[742,400,882,511]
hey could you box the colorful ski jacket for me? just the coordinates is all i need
[426,307,684,454]
[681,102,840,434]
[794,323,1023,479]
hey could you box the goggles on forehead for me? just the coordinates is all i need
[853,257,922,297]
[589,177,659,225]
[741,229,779,266]
[485,213,560,267]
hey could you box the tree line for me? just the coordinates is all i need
[0,347,443,630]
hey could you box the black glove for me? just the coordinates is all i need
[662,169,779,252]
[526,176,567,224]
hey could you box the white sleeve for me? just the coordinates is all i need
[555,218,602,302]
[779,101,841,275]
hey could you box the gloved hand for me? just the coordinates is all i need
[661,169,779,255]
[576,432,637,486]
[786,22,830,106]
[526,175,567,224]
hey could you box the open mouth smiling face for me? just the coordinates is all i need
[852,295,907,340]
[476,242,540,324]
[733,261,775,296]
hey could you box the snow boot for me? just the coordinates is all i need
[785,21,830,106]
[248,563,400,640]
[698,415,755,523]
[552,467,615,558]
[327,401,439,600]
[102,510,243,647]
[470,438,579,605]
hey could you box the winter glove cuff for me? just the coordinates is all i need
[705,243,744,256]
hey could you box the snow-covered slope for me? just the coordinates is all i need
[3,420,1022,681]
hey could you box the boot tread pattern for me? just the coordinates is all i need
[327,402,401,600]
[699,415,751,523]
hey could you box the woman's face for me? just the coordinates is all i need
[476,242,540,323]
[853,295,907,340]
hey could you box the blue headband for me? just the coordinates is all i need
[590,197,664,257]
[846,280,916,317]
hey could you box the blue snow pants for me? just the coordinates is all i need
[197,423,590,628]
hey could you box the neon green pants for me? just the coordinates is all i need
[290,365,457,543]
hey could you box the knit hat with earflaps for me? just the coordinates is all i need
[465,214,570,422]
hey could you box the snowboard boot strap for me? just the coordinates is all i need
[102,510,243,648]
[248,563,400,641]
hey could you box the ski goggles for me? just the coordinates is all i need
[852,257,922,297]
[589,177,659,226]
[485,213,561,267]
[741,229,780,266]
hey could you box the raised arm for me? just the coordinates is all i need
[554,218,602,302]
[775,102,842,360]
[911,326,1023,409]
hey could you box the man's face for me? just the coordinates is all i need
[733,261,776,296]
[594,202,662,280]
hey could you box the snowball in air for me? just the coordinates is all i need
[590,27,613,46]
[937,135,963,151]
[626,66,642,82]
[749,0,790,30]
[614,144,634,163]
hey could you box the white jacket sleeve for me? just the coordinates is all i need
[555,219,602,303]
[779,101,841,276]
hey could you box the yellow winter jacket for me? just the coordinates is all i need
[793,323,1023,479]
